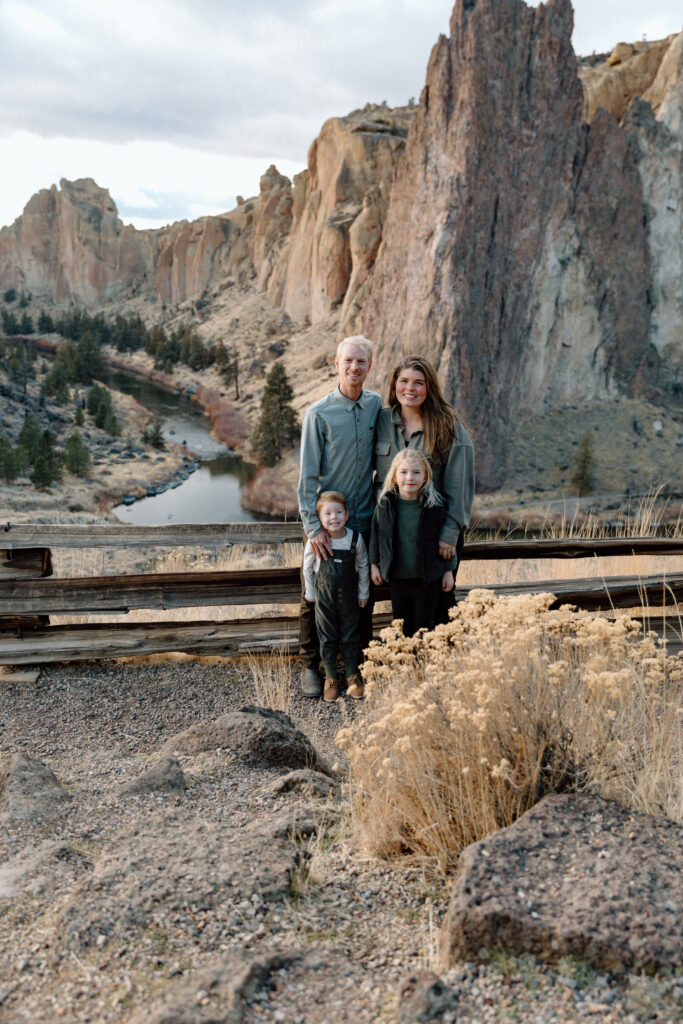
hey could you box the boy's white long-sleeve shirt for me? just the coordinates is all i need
[302,528,370,602]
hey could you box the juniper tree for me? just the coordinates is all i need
[65,432,90,477]
[251,362,300,467]
[570,432,596,496]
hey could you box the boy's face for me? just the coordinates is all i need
[319,500,349,535]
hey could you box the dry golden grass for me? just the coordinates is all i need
[247,651,295,715]
[337,591,683,873]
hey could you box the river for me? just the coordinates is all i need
[103,368,260,525]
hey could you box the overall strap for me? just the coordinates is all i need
[350,530,358,555]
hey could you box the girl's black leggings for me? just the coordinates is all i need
[390,577,441,637]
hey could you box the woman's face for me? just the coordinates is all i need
[395,367,428,411]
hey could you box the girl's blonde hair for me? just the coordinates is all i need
[378,449,442,508]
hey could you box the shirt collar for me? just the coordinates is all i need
[334,385,367,410]
[390,404,423,435]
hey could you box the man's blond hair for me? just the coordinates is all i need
[336,335,373,362]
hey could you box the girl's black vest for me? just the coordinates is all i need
[376,491,445,584]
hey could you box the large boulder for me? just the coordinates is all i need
[438,793,683,973]
[0,752,71,821]
[59,806,326,950]
[162,705,328,773]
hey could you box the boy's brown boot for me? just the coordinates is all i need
[323,677,339,702]
[346,674,365,700]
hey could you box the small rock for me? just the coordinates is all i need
[397,970,458,1022]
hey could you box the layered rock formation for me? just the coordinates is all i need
[0,105,413,320]
[362,0,682,487]
[1,1,681,489]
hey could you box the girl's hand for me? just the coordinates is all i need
[370,565,383,586]
[358,598,367,608]
[442,570,454,592]
[439,540,457,560]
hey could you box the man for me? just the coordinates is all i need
[298,335,381,697]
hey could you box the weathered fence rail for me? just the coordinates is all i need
[0,523,681,665]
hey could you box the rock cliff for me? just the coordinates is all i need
[1,1,681,490]
[362,0,682,487]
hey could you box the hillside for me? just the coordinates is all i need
[0,0,681,497]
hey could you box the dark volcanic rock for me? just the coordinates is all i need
[397,970,459,1023]
[162,705,328,772]
[128,952,299,1024]
[119,755,185,797]
[438,793,683,973]
[268,768,341,799]
[0,752,71,821]
[363,0,662,489]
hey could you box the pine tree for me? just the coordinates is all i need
[65,432,90,477]
[74,405,85,426]
[570,432,596,496]
[250,362,300,467]
[0,437,20,483]
[30,455,53,490]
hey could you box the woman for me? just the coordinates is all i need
[374,356,474,623]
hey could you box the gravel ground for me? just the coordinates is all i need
[0,658,680,1023]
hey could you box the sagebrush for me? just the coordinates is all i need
[337,591,682,871]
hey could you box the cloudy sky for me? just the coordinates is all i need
[0,0,680,231]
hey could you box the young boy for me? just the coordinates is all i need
[302,491,370,702]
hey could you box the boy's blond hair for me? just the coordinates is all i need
[378,449,442,508]
[316,490,349,515]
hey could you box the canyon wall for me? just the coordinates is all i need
[362,0,682,487]
[0,0,681,489]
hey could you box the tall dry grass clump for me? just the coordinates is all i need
[337,591,683,872]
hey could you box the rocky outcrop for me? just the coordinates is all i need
[438,793,683,973]
[279,106,413,326]
[579,36,676,123]
[362,0,682,488]
[0,753,71,821]
[162,705,328,772]
[0,178,155,304]
[1,4,681,492]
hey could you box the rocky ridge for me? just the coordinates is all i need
[0,1,682,491]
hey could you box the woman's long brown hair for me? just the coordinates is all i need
[387,356,464,463]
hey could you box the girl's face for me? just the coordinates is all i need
[395,367,428,410]
[395,460,427,499]
[319,500,348,535]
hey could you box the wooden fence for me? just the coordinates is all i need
[0,522,682,665]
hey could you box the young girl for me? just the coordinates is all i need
[303,491,370,702]
[369,449,455,637]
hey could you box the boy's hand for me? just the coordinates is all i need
[358,598,367,608]
[370,565,383,586]
[442,570,454,592]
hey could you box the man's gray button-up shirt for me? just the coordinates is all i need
[298,386,382,537]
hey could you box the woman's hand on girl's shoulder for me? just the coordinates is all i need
[370,565,383,586]
[441,570,454,592]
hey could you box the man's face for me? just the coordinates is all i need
[335,343,371,392]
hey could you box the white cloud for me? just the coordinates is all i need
[0,1,680,230]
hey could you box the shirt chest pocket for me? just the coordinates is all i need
[374,442,393,481]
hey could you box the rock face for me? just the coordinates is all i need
[1,4,681,490]
[0,178,155,305]
[438,793,683,973]
[362,0,681,488]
